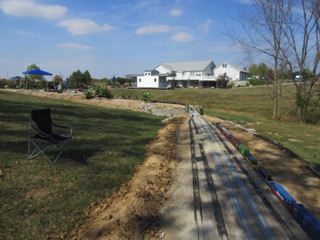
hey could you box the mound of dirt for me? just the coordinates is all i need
[72,115,186,239]
[14,90,186,116]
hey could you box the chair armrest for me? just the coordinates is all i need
[52,122,73,137]
[52,122,72,129]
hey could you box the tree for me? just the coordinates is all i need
[248,64,259,77]
[83,70,92,86]
[226,0,320,122]
[53,75,63,84]
[69,70,93,88]
[258,63,269,77]
[267,68,274,80]
[281,0,320,122]
[248,62,270,78]
[25,63,43,82]
[217,73,229,88]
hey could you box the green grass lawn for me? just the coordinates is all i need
[112,85,320,166]
[0,90,164,239]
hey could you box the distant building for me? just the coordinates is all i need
[214,61,249,81]
[126,60,248,89]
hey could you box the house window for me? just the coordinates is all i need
[223,63,227,68]
[154,78,157,82]
[139,78,141,82]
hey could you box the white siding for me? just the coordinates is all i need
[137,75,159,88]
[214,64,240,80]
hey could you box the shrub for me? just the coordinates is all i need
[94,85,107,98]
[141,91,151,102]
[83,85,113,99]
[83,89,95,99]
[249,79,266,86]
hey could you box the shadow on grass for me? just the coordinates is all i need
[0,90,165,239]
[0,91,162,163]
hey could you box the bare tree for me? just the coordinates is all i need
[226,0,320,122]
[281,0,320,122]
[226,0,292,120]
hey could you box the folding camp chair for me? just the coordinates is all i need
[27,108,73,164]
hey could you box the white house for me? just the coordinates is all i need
[136,69,168,88]
[214,61,249,81]
[133,60,248,88]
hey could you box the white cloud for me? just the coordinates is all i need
[0,0,67,19]
[199,19,213,33]
[171,32,194,42]
[170,9,183,17]
[135,25,171,34]
[58,18,115,35]
[56,43,96,50]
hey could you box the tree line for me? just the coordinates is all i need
[248,62,315,81]
[18,63,133,90]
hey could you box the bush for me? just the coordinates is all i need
[305,110,320,124]
[83,85,113,99]
[141,91,151,102]
[83,89,95,99]
[249,79,266,86]
[93,85,106,98]
[304,98,320,124]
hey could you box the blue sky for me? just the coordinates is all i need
[0,0,250,79]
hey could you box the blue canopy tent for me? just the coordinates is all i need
[10,76,22,79]
[10,76,22,89]
[22,69,56,91]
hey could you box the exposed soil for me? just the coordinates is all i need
[10,90,320,239]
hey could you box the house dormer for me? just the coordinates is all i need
[144,69,159,76]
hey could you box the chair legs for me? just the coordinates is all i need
[28,138,63,164]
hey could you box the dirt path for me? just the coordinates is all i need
[9,90,320,239]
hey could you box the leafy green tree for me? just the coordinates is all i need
[83,70,92,86]
[248,64,259,77]
[116,77,126,85]
[258,63,268,77]
[27,64,39,70]
[249,62,269,78]
[69,70,83,88]
[53,75,63,84]
[69,70,92,88]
